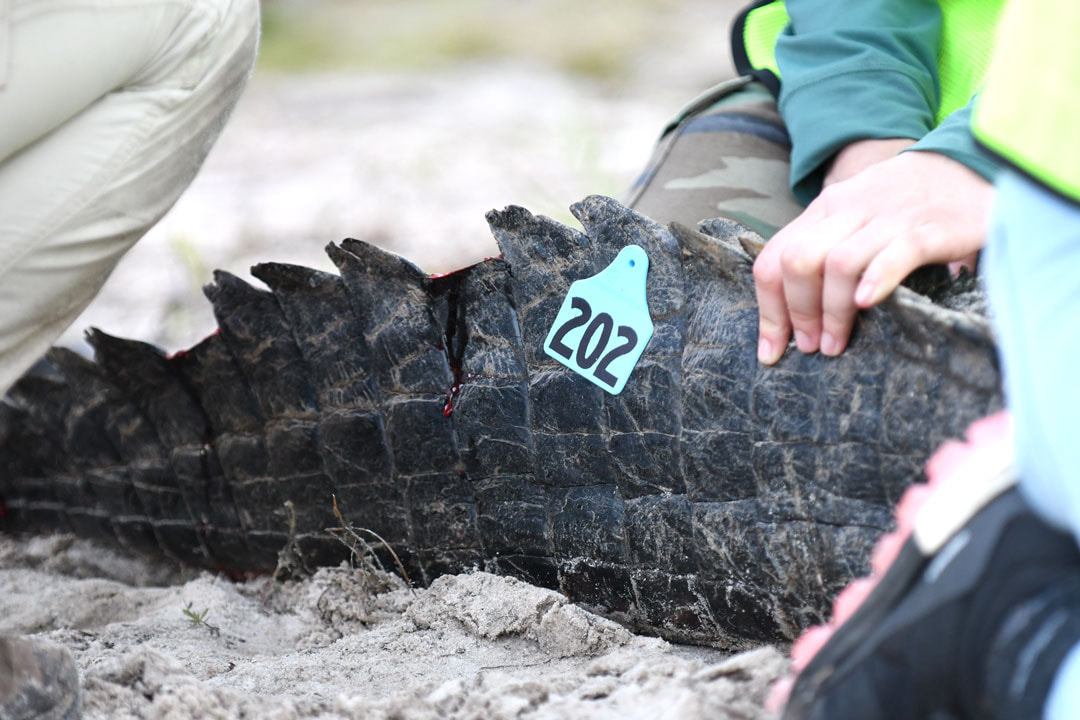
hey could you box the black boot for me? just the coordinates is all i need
[785,487,1080,719]
[782,413,1080,720]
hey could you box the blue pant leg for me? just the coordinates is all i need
[984,172,1080,540]
[1046,645,1080,720]
[983,171,1080,720]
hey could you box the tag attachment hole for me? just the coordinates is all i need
[629,259,636,268]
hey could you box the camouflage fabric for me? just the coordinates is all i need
[626,76,804,238]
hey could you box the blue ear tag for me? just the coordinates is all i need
[543,245,654,395]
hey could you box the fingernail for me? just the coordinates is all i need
[821,332,839,356]
[855,279,874,306]
[757,337,773,363]
[794,330,814,353]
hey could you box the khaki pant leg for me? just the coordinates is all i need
[626,77,804,238]
[0,0,259,394]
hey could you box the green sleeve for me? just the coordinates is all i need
[774,0,944,204]
[903,97,1004,183]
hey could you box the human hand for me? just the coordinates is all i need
[823,138,917,187]
[753,150,993,364]
[832,140,980,280]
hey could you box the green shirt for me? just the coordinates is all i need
[771,0,1003,204]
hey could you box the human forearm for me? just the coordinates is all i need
[775,0,943,203]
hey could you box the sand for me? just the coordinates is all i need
[0,534,786,719]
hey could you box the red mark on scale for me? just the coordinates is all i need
[426,255,503,280]
[167,328,222,360]
[442,375,477,418]
[426,267,476,419]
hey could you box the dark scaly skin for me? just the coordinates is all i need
[0,197,1001,649]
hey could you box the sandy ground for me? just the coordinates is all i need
[0,535,786,719]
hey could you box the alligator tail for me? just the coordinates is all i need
[0,197,1003,648]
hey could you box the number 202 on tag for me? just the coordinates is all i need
[543,245,654,395]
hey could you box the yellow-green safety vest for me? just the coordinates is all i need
[973,0,1080,203]
[732,0,1006,125]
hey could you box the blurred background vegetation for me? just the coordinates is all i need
[258,0,738,79]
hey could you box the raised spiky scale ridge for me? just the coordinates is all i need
[0,197,1001,648]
